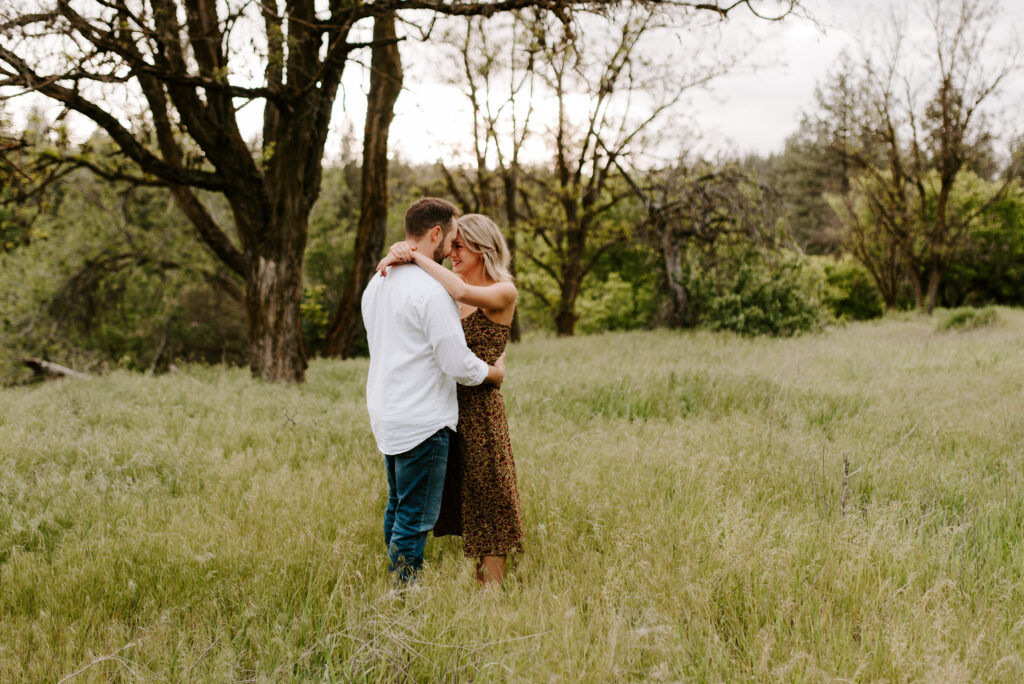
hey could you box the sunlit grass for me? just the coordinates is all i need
[2,309,1024,680]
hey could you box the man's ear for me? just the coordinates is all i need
[430,225,442,242]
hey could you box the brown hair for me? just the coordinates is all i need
[405,198,459,238]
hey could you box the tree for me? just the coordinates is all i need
[0,1,499,380]
[0,162,248,383]
[1,135,45,252]
[818,0,1020,312]
[620,160,781,326]
[432,12,542,342]
[323,12,402,359]
[0,0,799,379]
[0,110,78,252]
[764,52,879,256]
[515,5,747,335]
[909,0,1018,310]
[934,176,1024,306]
[378,2,799,339]
[829,170,913,308]
[2,0,379,381]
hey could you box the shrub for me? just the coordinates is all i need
[300,284,331,355]
[0,174,250,383]
[687,247,830,337]
[942,182,1024,307]
[821,256,885,321]
[936,306,999,332]
[576,272,657,334]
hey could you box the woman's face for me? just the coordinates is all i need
[449,230,481,276]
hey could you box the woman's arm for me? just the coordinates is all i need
[375,242,414,275]
[408,250,516,312]
[377,241,516,312]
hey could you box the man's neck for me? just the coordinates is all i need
[406,235,433,255]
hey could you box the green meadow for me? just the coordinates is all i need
[3,311,1024,681]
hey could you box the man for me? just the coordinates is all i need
[361,197,504,584]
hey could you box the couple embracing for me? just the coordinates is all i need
[361,197,524,586]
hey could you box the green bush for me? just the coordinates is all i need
[574,273,651,334]
[687,247,830,337]
[821,256,885,321]
[300,284,331,354]
[942,181,1024,307]
[0,173,248,384]
[936,306,999,332]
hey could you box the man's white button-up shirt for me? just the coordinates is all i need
[362,263,488,455]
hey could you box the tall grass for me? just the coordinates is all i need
[3,310,1024,681]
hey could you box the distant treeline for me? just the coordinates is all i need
[1,0,1021,384]
[2,131,1021,386]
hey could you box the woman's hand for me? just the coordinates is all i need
[375,241,418,276]
[485,352,506,387]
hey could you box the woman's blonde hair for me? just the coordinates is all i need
[456,214,514,284]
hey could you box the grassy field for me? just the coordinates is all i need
[2,310,1024,681]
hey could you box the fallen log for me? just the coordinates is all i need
[22,358,91,380]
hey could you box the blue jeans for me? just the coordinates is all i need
[383,428,450,583]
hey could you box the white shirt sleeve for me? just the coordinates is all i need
[418,288,489,387]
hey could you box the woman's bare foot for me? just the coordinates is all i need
[476,555,506,585]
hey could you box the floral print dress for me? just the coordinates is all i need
[433,308,524,556]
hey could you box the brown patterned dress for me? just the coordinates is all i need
[433,308,525,557]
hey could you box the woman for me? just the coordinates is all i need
[377,214,524,585]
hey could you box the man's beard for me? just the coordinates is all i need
[432,242,447,263]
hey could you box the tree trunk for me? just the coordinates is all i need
[906,259,924,310]
[243,84,331,382]
[553,194,585,336]
[502,172,522,342]
[246,243,307,382]
[324,12,403,358]
[857,247,900,310]
[22,358,90,380]
[661,231,691,327]
[925,265,941,314]
[880,284,898,310]
[554,303,577,336]
[507,233,523,343]
[555,268,581,336]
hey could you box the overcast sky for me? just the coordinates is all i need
[381,1,861,162]
[375,0,1024,164]
[5,0,1021,165]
